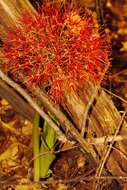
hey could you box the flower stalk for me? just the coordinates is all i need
[40,121,57,178]
[33,112,57,180]
[33,112,40,182]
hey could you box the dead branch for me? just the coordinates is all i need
[0,78,35,121]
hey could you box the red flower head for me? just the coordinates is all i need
[3,3,110,102]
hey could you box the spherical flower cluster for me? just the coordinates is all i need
[3,3,110,102]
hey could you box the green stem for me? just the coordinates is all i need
[40,121,57,178]
[33,112,40,182]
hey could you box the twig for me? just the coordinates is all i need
[81,31,110,136]
[94,111,126,190]
[0,69,67,143]
[81,60,110,137]
[109,69,127,79]
[0,78,35,121]
[103,87,127,105]
[1,174,127,187]
[29,145,78,168]
[109,146,127,163]
[88,134,127,145]
[31,86,96,158]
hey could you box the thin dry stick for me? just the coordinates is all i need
[103,87,127,105]
[88,134,127,145]
[0,69,67,143]
[29,145,78,169]
[1,175,127,187]
[109,146,127,163]
[94,111,126,190]
[94,176,127,180]
[31,86,96,158]
[81,59,110,137]
[109,69,127,79]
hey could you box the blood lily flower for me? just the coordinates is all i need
[2,3,110,102]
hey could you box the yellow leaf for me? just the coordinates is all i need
[121,41,127,52]
[0,143,18,161]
